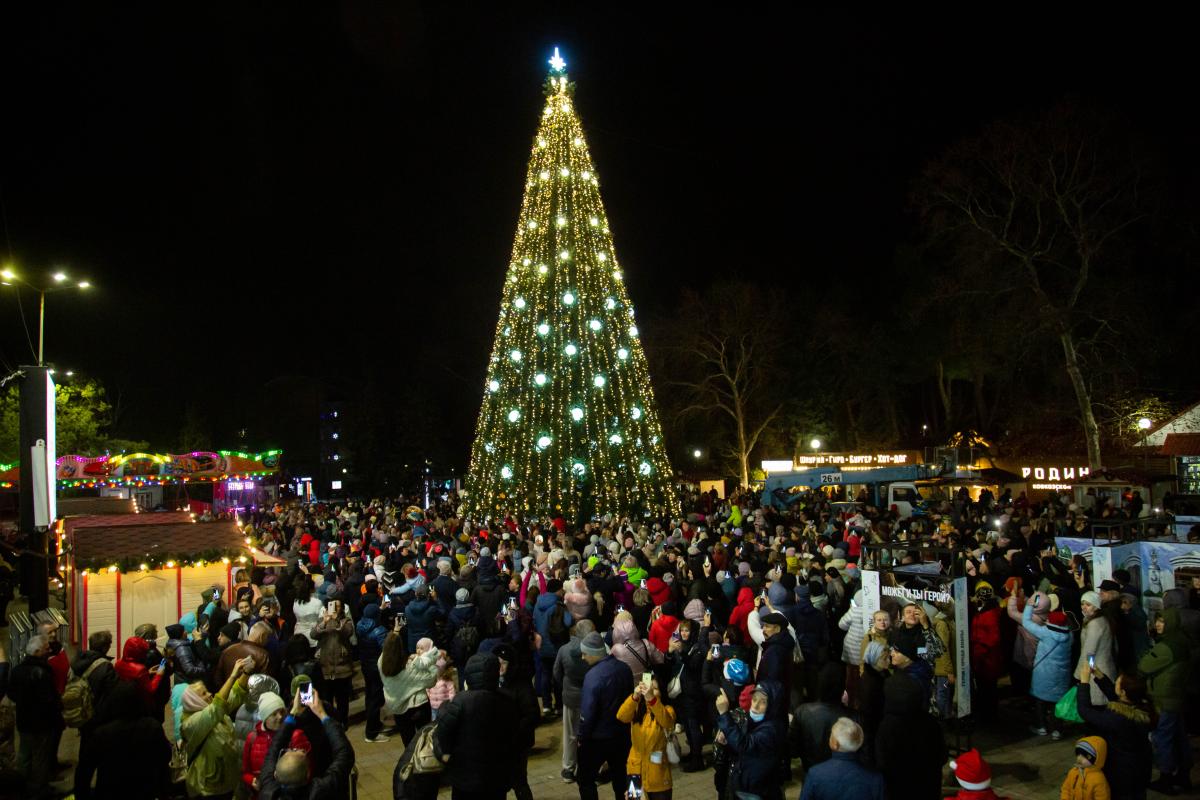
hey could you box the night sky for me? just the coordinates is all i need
[2,6,1194,472]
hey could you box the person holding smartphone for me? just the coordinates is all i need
[616,675,676,799]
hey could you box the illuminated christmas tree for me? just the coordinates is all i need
[464,48,675,521]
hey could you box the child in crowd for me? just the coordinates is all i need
[426,658,457,720]
[948,748,1008,800]
[1060,736,1110,800]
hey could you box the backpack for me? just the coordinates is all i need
[548,603,570,647]
[395,722,444,783]
[452,624,480,663]
[63,659,104,728]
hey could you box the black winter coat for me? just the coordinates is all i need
[9,655,63,733]
[874,674,946,800]
[170,639,210,683]
[259,715,354,800]
[436,654,520,794]
[1076,675,1154,798]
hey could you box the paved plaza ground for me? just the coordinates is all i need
[37,669,1194,799]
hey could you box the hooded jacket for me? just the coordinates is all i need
[1138,606,1191,712]
[470,555,506,635]
[610,616,663,681]
[728,587,756,642]
[563,578,593,620]
[645,577,672,607]
[647,608,680,655]
[971,603,1006,683]
[355,604,389,663]
[1021,603,1072,702]
[793,586,830,660]
[533,591,573,657]
[115,637,164,707]
[1074,674,1152,799]
[1059,735,1109,800]
[717,679,784,797]
[403,595,445,652]
[435,654,519,794]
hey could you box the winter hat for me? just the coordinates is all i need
[1075,739,1098,764]
[256,691,285,723]
[738,684,756,711]
[219,622,241,641]
[737,562,751,576]
[1080,590,1101,609]
[759,611,788,628]
[479,547,491,558]
[949,748,991,790]
[863,641,887,667]
[1047,610,1068,627]
[974,581,995,601]
[455,588,470,604]
[794,584,811,601]
[165,624,185,640]
[767,583,790,606]
[846,565,860,580]
[580,632,607,657]
[683,599,706,623]
[646,577,671,606]
[723,658,750,685]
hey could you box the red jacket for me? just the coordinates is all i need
[241,720,311,794]
[728,587,756,642]
[646,578,672,607]
[648,614,680,655]
[113,636,163,705]
[950,789,1007,800]
[970,606,1006,682]
[48,646,70,695]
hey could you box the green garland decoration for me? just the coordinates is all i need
[71,546,252,575]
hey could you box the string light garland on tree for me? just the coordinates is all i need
[464,48,676,520]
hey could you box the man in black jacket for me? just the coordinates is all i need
[9,634,63,798]
[258,688,355,800]
[83,681,171,800]
[71,630,120,799]
[436,653,519,800]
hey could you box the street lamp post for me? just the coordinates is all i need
[1,268,91,366]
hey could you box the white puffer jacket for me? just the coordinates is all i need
[838,589,866,665]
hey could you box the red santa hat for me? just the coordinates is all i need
[949,748,991,790]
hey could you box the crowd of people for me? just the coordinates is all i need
[0,483,1195,799]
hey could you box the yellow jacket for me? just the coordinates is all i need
[616,693,676,792]
[1060,736,1109,800]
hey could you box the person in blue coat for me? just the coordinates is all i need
[799,717,885,800]
[533,580,573,716]
[1022,595,1073,739]
[404,584,445,653]
[355,603,390,742]
[715,679,785,800]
